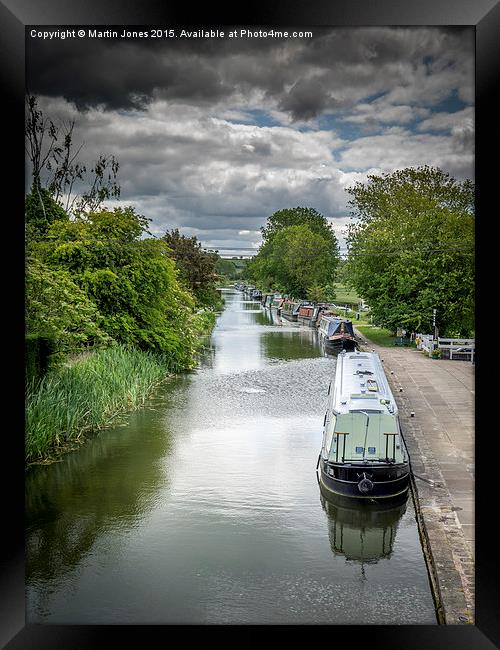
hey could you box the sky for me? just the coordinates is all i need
[26,26,474,256]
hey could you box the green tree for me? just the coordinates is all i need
[33,207,200,367]
[25,256,112,382]
[26,256,111,356]
[260,207,338,253]
[306,283,339,303]
[162,229,221,308]
[345,166,474,336]
[248,207,340,296]
[25,187,69,239]
[250,224,338,297]
[216,258,240,281]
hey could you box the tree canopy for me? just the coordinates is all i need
[29,206,205,369]
[260,206,337,250]
[162,228,221,307]
[345,166,474,336]
[26,256,111,357]
[248,207,340,298]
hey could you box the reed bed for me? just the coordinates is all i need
[26,345,173,464]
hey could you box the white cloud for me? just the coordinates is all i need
[338,128,473,179]
[416,106,474,132]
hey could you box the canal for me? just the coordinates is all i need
[26,289,437,624]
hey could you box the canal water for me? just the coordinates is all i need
[26,289,437,625]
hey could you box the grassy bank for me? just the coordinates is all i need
[26,304,221,466]
[26,345,176,465]
[332,283,361,308]
[355,324,411,347]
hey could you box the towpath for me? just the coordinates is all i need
[355,331,475,625]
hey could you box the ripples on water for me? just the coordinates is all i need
[25,290,437,624]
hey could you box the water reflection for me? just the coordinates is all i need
[320,491,408,570]
[256,306,283,326]
[260,330,322,361]
[26,404,173,587]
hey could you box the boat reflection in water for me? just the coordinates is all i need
[319,488,409,574]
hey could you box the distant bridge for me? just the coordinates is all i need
[201,247,257,259]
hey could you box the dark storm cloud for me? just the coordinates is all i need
[27,29,298,110]
[278,77,336,121]
[28,26,473,125]
[28,26,473,126]
[27,39,234,110]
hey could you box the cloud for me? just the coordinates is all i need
[338,128,473,179]
[342,102,431,128]
[26,26,474,251]
[416,106,474,132]
[27,27,474,120]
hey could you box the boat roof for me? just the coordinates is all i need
[320,313,352,322]
[329,351,397,416]
[320,315,355,337]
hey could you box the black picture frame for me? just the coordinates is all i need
[2,0,498,646]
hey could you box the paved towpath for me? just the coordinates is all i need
[355,331,475,624]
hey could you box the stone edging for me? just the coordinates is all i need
[356,339,474,625]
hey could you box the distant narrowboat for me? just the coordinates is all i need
[261,294,273,308]
[318,351,411,502]
[270,295,284,312]
[297,303,331,327]
[318,314,358,351]
[280,299,302,321]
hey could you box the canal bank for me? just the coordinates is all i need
[356,331,474,625]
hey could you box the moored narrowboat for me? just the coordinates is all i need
[318,314,358,351]
[261,293,273,308]
[317,351,411,502]
[244,285,255,298]
[297,302,330,327]
[270,295,284,312]
[280,299,302,321]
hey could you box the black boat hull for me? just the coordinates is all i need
[298,316,317,327]
[319,459,410,502]
[322,337,358,352]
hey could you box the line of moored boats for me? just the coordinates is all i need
[234,282,358,352]
[233,282,411,504]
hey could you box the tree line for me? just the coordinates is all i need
[345,166,474,337]
[246,167,474,338]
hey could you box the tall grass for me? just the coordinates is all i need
[26,345,173,464]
